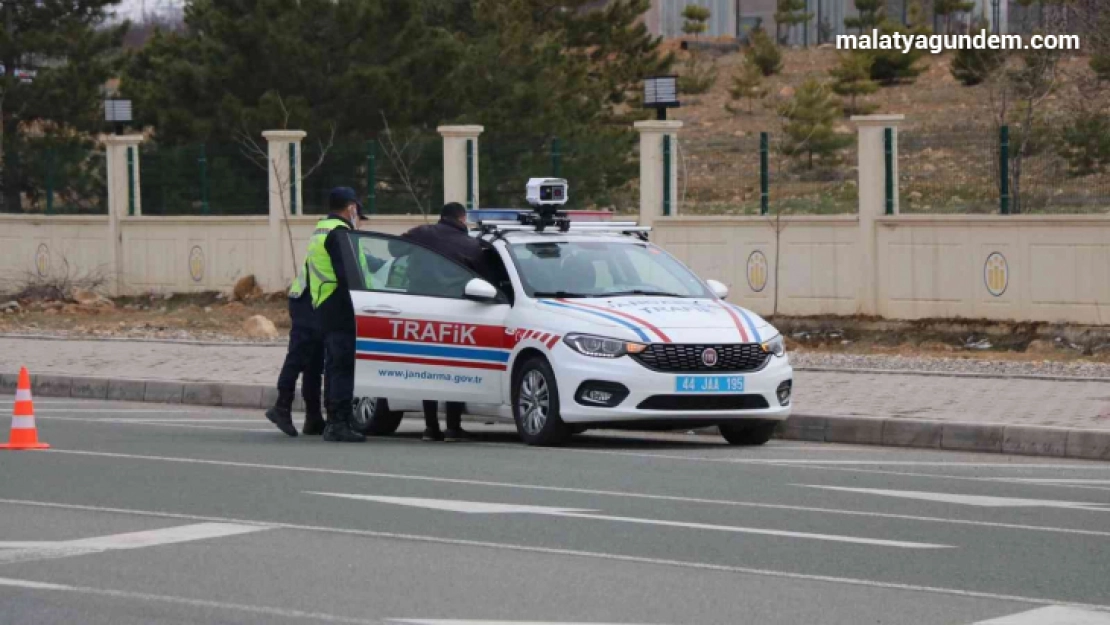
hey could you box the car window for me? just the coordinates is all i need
[351,234,479,300]
[509,240,709,298]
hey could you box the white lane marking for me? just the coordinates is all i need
[1007,479,1110,486]
[43,418,263,423]
[36,450,1110,538]
[0,576,381,624]
[799,486,1110,511]
[0,523,268,551]
[32,417,270,433]
[34,409,214,414]
[390,621,647,625]
[971,605,1110,624]
[3,498,1110,614]
[733,460,1110,468]
[309,492,952,549]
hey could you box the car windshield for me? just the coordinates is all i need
[508,240,710,299]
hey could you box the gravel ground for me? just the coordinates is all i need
[790,351,1110,379]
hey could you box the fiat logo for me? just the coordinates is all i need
[701,348,719,367]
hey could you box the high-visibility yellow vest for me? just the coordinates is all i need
[305,218,351,309]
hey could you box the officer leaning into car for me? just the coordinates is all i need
[399,202,492,443]
[305,187,372,443]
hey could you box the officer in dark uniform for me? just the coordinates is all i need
[264,249,326,437]
[400,202,491,442]
[307,187,369,443]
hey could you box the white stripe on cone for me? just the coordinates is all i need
[14,389,32,402]
[11,416,36,430]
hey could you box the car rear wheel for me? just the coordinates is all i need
[719,420,778,446]
[352,398,404,435]
[512,356,569,446]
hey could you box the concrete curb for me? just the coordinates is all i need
[792,365,1110,384]
[3,373,1107,461]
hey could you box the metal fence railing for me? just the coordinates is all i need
[679,134,858,216]
[302,135,443,217]
[141,143,269,216]
[0,142,107,214]
[899,128,1000,214]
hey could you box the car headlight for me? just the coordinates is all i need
[760,334,785,357]
[563,334,647,359]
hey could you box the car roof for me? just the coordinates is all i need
[479,232,645,246]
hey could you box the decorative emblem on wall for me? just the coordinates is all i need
[35,244,50,277]
[984,252,1008,297]
[746,250,768,293]
[188,246,205,283]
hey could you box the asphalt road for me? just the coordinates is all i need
[1,397,1109,625]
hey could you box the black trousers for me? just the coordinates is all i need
[324,330,356,419]
[276,296,325,412]
[423,401,463,431]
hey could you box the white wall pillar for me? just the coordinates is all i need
[635,120,683,227]
[438,125,483,209]
[851,114,904,316]
[103,134,144,296]
[262,130,306,292]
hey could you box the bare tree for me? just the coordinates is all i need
[377,112,431,221]
[234,95,335,274]
[986,43,1060,214]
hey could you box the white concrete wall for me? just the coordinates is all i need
[0,215,428,295]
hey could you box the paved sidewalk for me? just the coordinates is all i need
[3,336,1110,432]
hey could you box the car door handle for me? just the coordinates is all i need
[360,305,402,316]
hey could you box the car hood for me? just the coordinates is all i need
[534,297,776,344]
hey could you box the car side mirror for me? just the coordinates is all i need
[706,279,729,299]
[464,278,499,303]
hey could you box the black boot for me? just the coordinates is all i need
[444,402,472,442]
[265,390,298,437]
[323,403,366,443]
[302,395,325,436]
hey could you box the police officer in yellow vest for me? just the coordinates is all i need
[309,187,371,443]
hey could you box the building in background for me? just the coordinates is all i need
[640,0,1071,45]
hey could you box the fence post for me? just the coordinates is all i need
[198,144,210,215]
[466,139,474,210]
[851,114,905,316]
[633,120,683,226]
[662,135,671,217]
[44,148,55,215]
[551,137,562,178]
[366,140,377,215]
[1000,125,1011,215]
[262,129,307,292]
[884,127,894,215]
[103,134,144,295]
[760,132,769,215]
[438,126,484,209]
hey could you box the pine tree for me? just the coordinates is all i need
[1059,111,1110,177]
[844,0,883,34]
[869,20,927,85]
[951,21,1005,86]
[775,0,813,46]
[778,79,853,169]
[0,1,127,213]
[749,28,784,76]
[1092,54,1110,81]
[682,4,711,39]
[725,60,768,114]
[829,53,879,115]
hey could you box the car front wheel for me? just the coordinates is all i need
[719,420,778,446]
[351,398,404,435]
[512,356,570,446]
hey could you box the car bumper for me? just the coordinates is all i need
[550,343,793,425]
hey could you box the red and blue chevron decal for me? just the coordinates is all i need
[538,299,672,343]
[355,316,561,371]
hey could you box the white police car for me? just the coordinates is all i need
[340,184,792,446]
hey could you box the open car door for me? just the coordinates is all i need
[341,230,512,404]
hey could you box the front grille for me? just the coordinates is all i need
[637,395,770,411]
[631,343,770,373]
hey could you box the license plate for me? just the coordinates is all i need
[675,375,745,393]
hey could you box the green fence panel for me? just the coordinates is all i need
[142,143,268,215]
[303,136,442,216]
[899,127,999,214]
[0,141,106,214]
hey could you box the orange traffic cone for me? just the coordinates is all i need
[0,367,49,450]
